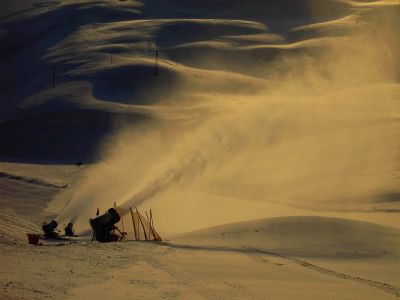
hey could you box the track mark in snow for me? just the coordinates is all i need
[244,247,400,298]
[162,243,400,297]
[0,171,68,189]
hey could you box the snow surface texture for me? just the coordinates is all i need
[1,0,400,299]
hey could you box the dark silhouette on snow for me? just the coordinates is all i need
[42,220,60,239]
[89,208,125,242]
[64,222,75,237]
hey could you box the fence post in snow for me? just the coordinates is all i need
[52,66,55,88]
[154,49,159,76]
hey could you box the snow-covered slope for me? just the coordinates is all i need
[1,1,400,299]
[1,0,386,162]
[174,216,400,258]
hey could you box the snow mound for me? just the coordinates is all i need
[174,216,400,258]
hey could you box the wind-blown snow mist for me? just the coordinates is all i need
[54,3,400,233]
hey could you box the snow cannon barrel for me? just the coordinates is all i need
[42,220,59,238]
[43,220,57,232]
[89,208,120,242]
[92,208,120,227]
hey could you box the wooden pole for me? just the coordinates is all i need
[150,210,159,241]
[121,215,126,242]
[136,207,148,240]
[150,210,154,229]
[145,211,150,224]
[145,211,154,239]
[130,207,138,241]
[137,210,140,240]
[154,49,159,76]
[52,66,55,88]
